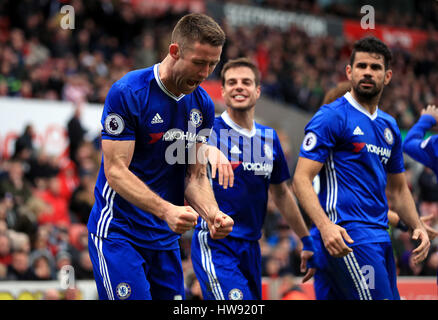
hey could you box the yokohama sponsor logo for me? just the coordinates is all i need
[365,144,391,158]
[242,162,272,174]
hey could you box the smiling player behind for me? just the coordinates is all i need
[191,58,315,300]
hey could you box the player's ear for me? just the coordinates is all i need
[169,43,180,60]
[384,69,392,85]
[345,64,353,81]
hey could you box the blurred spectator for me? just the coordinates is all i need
[185,271,203,300]
[13,124,36,161]
[134,32,158,69]
[0,160,33,208]
[69,171,95,225]
[43,288,60,300]
[6,249,35,280]
[73,250,93,280]
[418,167,438,203]
[55,250,72,273]
[34,174,70,228]
[0,263,7,280]
[8,230,31,253]
[29,249,55,280]
[67,103,87,166]
[280,273,313,300]
[0,233,12,266]
[63,287,81,300]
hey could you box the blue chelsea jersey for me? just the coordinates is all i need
[299,92,405,245]
[196,111,290,241]
[87,64,214,250]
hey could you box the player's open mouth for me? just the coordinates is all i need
[187,80,200,87]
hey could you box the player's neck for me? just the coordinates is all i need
[227,107,255,130]
[158,57,182,97]
[350,89,380,115]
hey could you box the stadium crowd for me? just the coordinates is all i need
[0,0,437,299]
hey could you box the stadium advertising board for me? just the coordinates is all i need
[0,98,101,159]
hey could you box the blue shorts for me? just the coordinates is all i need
[191,228,261,300]
[88,233,184,300]
[313,234,400,300]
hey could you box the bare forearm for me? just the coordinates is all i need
[388,186,422,230]
[272,185,309,238]
[105,165,173,219]
[292,175,331,230]
[184,172,219,222]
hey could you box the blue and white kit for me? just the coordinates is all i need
[300,92,404,300]
[88,64,214,300]
[191,111,290,300]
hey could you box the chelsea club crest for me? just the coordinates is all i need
[116,282,132,300]
[384,128,394,145]
[189,108,203,128]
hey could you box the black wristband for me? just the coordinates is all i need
[396,220,409,232]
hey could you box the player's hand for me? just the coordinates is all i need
[164,205,199,234]
[300,250,316,283]
[208,211,234,239]
[411,227,430,264]
[421,104,438,122]
[420,214,438,240]
[319,222,354,257]
[206,145,234,189]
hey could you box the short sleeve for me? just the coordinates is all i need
[299,106,343,163]
[196,94,215,144]
[270,130,291,184]
[386,123,405,174]
[101,82,137,141]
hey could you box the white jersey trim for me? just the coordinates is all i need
[153,64,185,102]
[91,233,114,300]
[220,111,256,138]
[96,182,116,238]
[343,252,373,300]
[198,223,225,300]
[325,152,338,223]
[344,92,378,121]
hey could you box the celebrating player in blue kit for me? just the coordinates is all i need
[292,37,430,300]
[191,58,315,300]
[403,104,438,178]
[87,13,234,300]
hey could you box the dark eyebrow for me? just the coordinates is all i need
[226,77,254,83]
[356,62,383,69]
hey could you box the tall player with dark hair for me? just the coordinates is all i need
[293,37,430,300]
[87,13,233,300]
